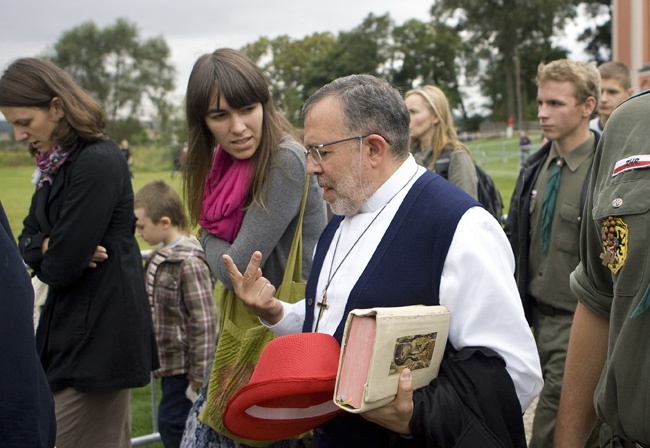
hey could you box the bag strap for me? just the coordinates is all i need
[434,150,452,179]
[281,175,310,287]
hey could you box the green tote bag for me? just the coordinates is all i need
[199,176,310,445]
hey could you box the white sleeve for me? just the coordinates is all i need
[440,206,543,411]
[260,300,306,336]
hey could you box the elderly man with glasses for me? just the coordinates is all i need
[225,74,543,448]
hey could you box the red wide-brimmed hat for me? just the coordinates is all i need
[222,332,343,441]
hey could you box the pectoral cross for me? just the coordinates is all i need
[314,291,329,333]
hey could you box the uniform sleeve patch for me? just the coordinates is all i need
[612,155,650,176]
[600,216,627,274]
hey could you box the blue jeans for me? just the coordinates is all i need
[159,375,193,448]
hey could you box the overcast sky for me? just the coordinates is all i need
[0,0,590,119]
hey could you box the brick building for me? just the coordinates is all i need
[613,0,650,92]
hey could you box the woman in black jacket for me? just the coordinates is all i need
[0,58,158,448]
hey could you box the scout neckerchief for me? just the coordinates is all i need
[541,156,564,255]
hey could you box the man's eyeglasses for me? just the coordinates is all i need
[304,134,391,164]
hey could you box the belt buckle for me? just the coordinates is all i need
[536,301,556,317]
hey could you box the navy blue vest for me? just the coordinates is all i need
[304,170,479,447]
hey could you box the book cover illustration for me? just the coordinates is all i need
[389,332,438,375]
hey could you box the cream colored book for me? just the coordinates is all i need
[333,305,450,413]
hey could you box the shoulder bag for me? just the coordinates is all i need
[199,176,310,445]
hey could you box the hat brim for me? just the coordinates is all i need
[223,376,343,441]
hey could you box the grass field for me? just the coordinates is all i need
[0,133,537,445]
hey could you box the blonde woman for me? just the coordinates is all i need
[405,85,478,199]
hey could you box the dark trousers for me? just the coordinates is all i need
[159,374,193,448]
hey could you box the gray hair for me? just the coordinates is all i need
[301,74,410,159]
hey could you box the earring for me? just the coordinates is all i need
[430,122,436,129]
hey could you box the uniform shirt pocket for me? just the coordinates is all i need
[554,201,581,254]
[593,177,650,297]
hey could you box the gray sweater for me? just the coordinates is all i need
[201,137,327,289]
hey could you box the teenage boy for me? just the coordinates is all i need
[505,59,601,448]
[589,61,633,134]
[134,180,217,448]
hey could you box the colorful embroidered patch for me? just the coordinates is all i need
[600,216,628,274]
[612,155,650,177]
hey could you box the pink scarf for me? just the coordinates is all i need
[33,144,74,189]
[199,146,254,243]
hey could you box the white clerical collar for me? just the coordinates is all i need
[358,154,420,214]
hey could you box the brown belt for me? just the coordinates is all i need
[533,299,574,317]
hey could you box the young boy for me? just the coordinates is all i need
[134,180,217,448]
[589,61,633,134]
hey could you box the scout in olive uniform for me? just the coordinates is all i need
[505,59,601,448]
[555,91,650,447]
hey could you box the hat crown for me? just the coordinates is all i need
[223,332,344,441]
[250,332,341,383]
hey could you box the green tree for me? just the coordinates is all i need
[431,0,580,125]
[391,19,467,115]
[242,13,479,128]
[243,15,395,127]
[301,14,390,100]
[137,37,177,143]
[243,33,337,126]
[481,42,568,121]
[356,14,395,80]
[48,18,176,139]
[578,1,612,64]
[106,118,148,145]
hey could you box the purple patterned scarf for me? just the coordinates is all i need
[33,145,74,189]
